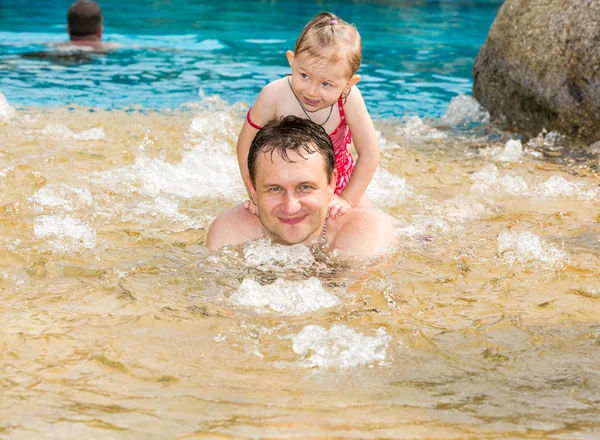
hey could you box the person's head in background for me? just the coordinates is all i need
[67,0,103,43]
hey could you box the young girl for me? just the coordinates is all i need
[237,12,380,217]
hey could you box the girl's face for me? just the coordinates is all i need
[286,50,360,112]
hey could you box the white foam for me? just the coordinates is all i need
[527,129,565,149]
[291,324,390,368]
[376,130,402,150]
[366,167,414,207]
[534,175,597,200]
[33,215,96,251]
[244,239,316,268]
[0,93,15,122]
[493,139,523,162]
[0,166,14,179]
[230,278,338,315]
[397,116,447,139]
[95,137,243,199]
[471,164,499,185]
[396,215,450,237]
[441,195,497,222]
[74,127,105,141]
[498,230,567,269]
[470,164,529,196]
[438,94,489,126]
[122,194,201,228]
[30,184,93,211]
[41,124,105,141]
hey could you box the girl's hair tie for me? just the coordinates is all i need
[329,19,338,25]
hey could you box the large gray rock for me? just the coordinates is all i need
[473,0,600,143]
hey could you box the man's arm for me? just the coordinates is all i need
[206,204,265,251]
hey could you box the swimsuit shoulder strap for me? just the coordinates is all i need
[246,108,263,130]
[337,96,346,121]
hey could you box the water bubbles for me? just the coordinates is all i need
[397,116,447,139]
[230,278,338,315]
[30,184,93,211]
[498,230,567,269]
[470,164,530,196]
[243,239,316,268]
[41,124,105,140]
[291,325,390,368]
[0,92,15,122]
[535,176,597,200]
[438,94,489,126]
[367,168,414,207]
[493,139,523,162]
[33,215,96,252]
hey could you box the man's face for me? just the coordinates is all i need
[248,147,336,245]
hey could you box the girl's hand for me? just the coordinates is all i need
[243,199,258,216]
[328,195,352,218]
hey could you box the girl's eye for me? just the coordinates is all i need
[300,73,308,79]
[322,82,331,87]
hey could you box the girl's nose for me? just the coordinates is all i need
[307,82,318,97]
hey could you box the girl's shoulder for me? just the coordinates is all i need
[261,77,290,97]
[344,85,366,107]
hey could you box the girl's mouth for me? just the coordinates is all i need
[302,96,320,107]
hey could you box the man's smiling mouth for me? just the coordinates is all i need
[278,215,306,225]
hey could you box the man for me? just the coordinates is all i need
[206,116,396,259]
[66,0,104,47]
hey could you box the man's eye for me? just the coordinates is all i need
[269,187,282,193]
[298,185,313,192]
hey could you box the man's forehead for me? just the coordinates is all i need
[255,148,328,179]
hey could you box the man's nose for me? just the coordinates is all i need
[281,193,301,214]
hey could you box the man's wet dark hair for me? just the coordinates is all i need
[68,0,103,39]
[248,115,336,186]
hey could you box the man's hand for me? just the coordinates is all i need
[243,199,258,216]
[328,195,353,218]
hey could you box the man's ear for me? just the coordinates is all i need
[329,169,338,193]
[344,74,360,94]
[286,50,295,68]
[246,176,257,203]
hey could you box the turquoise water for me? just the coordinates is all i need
[0,0,502,117]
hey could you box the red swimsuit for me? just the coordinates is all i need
[246,96,354,195]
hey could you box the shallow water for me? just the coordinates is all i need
[1,95,600,438]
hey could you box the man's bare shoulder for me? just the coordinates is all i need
[329,207,397,258]
[206,204,265,251]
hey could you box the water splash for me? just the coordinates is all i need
[30,184,93,211]
[535,176,598,200]
[438,94,489,126]
[291,325,391,368]
[470,164,529,196]
[0,92,15,122]
[244,239,316,268]
[397,116,447,139]
[498,230,567,269]
[33,215,96,251]
[367,168,414,207]
[230,278,338,315]
[41,124,105,140]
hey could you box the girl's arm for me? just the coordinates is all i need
[340,86,380,206]
[237,83,279,195]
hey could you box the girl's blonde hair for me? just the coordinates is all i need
[294,12,362,78]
